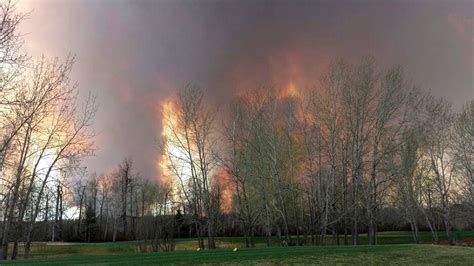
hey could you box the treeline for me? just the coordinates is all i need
[43,31,473,256]
[55,57,473,252]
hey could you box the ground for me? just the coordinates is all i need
[2,245,474,265]
[2,231,473,265]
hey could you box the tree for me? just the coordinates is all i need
[161,85,218,249]
[221,97,254,247]
[0,54,96,260]
[452,101,474,226]
[0,0,28,171]
[417,96,456,245]
[118,158,133,238]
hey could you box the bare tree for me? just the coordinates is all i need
[452,101,474,225]
[161,85,218,249]
[416,96,456,245]
[221,97,259,247]
[0,0,29,171]
[118,158,133,238]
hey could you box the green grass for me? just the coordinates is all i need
[1,244,473,265]
[1,231,473,265]
[206,230,474,247]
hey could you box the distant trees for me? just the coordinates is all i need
[63,159,176,253]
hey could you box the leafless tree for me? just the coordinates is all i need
[416,96,456,245]
[221,97,259,247]
[0,55,96,260]
[452,101,474,225]
[161,85,218,249]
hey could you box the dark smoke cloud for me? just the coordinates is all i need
[19,0,473,181]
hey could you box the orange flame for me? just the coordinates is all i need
[157,99,178,187]
[212,169,235,214]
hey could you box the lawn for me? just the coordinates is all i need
[1,231,473,265]
[1,244,473,265]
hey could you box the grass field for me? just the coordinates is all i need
[1,231,473,265]
[1,244,473,265]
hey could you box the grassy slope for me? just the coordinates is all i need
[2,245,473,265]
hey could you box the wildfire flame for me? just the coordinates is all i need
[157,98,235,213]
[212,169,234,213]
[156,53,312,213]
[157,99,179,187]
[280,81,299,98]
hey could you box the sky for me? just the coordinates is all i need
[17,0,473,181]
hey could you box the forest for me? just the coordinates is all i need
[0,0,473,261]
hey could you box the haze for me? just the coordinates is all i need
[18,0,473,181]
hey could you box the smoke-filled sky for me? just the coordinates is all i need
[18,0,473,181]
